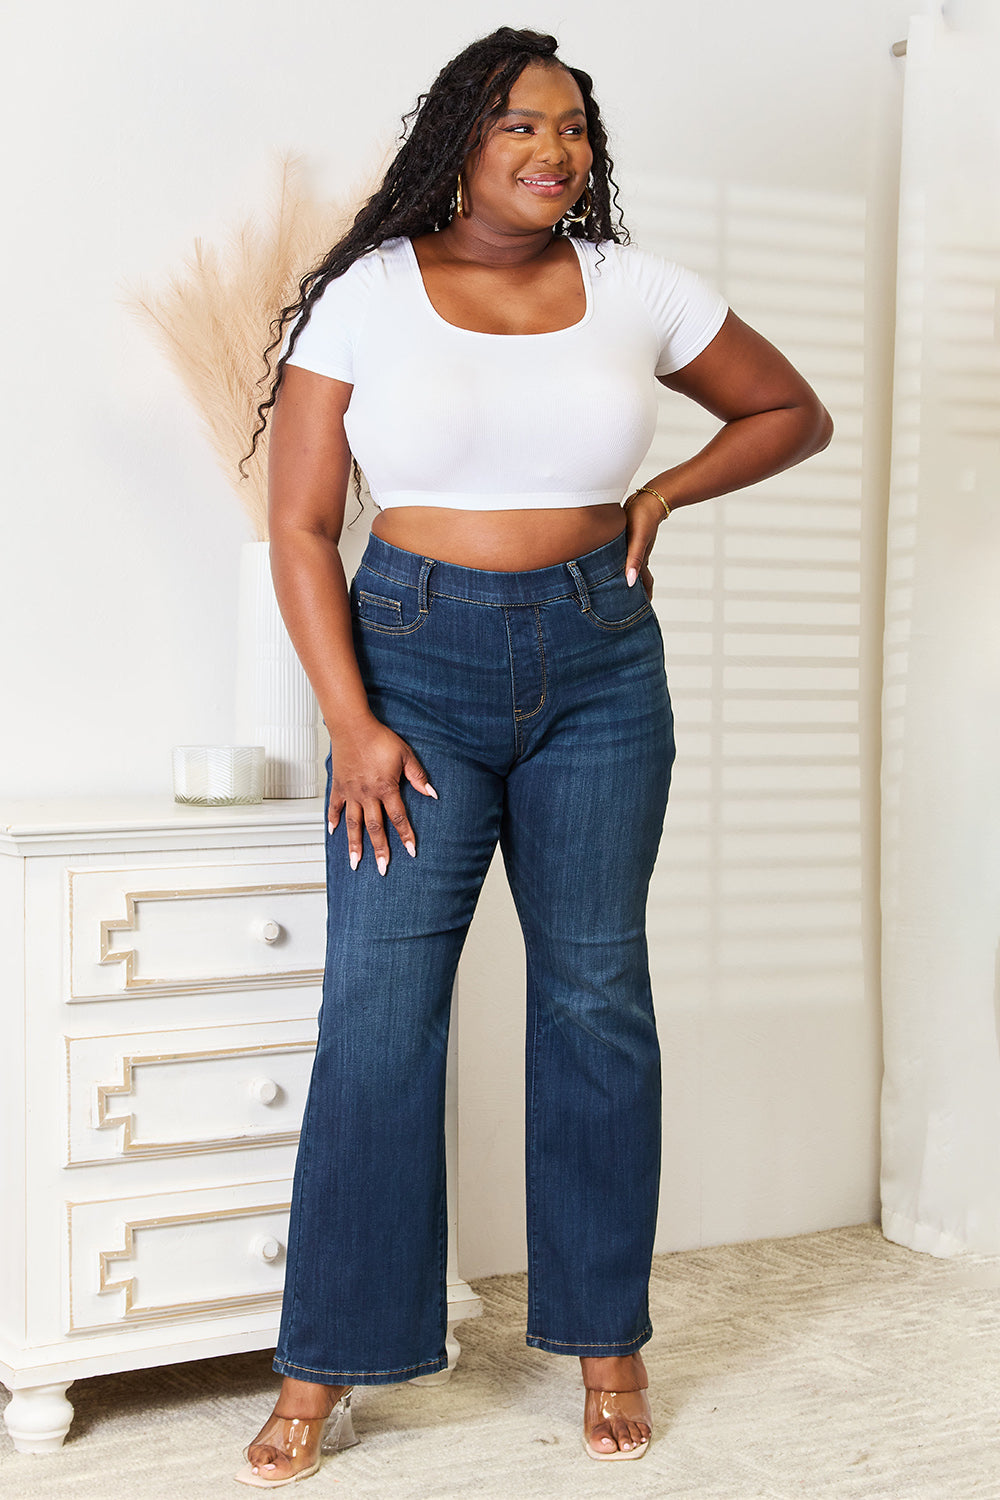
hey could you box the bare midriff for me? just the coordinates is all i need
[371,503,626,572]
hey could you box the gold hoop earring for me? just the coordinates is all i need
[455,174,466,218]
[563,186,592,224]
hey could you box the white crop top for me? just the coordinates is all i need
[285,237,728,512]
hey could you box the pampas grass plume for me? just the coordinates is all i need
[129,157,360,540]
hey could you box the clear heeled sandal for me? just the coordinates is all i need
[234,1388,357,1488]
[582,1386,652,1461]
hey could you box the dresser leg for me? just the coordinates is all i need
[3,1382,75,1453]
[442,1318,464,1374]
[408,1316,471,1387]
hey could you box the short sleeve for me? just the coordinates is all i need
[618,245,728,377]
[282,253,376,384]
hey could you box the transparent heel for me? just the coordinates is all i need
[322,1393,358,1455]
[234,1388,357,1488]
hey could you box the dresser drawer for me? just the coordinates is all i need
[67,1180,293,1331]
[68,860,325,999]
[65,1019,317,1165]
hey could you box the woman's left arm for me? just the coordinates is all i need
[624,310,835,590]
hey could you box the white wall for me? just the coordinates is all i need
[2,1,914,1278]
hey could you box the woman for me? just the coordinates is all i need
[236,25,832,1486]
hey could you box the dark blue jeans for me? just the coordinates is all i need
[274,529,674,1384]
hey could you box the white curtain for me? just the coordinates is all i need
[881,9,1000,1256]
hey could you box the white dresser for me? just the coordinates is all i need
[0,797,480,1453]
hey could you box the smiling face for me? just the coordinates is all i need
[461,62,594,234]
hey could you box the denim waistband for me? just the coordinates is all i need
[357,528,628,607]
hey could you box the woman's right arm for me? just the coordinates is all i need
[267,364,437,873]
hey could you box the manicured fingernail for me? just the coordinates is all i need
[626,567,638,587]
[425,783,438,799]
[376,855,388,876]
[349,851,360,871]
[327,821,334,836]
[404,840,416,858]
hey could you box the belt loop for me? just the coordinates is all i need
[566,558,590,613]
[418,558,435,614]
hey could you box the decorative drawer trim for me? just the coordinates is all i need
[97,1203,289,1323]
[96,1044,310,1157]
[68,862,326,999]
[65,1020,317,1165]
[67,1181,293,1332]
[98,882,324,991]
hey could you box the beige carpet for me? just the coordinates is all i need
[3,1224,1000,1500]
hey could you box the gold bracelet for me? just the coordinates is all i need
[625,485,672,520]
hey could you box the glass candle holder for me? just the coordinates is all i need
[172,745,265,806]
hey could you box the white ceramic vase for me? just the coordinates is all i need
[235,541,321,798]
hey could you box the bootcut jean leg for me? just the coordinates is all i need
[500,592,674,1356]
[274,745,505,1385]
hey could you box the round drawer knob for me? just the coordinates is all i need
[250,1077,279,1105]
[258,919,282,944]
[253,1235,282,1264]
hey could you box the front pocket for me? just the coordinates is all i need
[581,571,653,632]
[357,590,403,626]
[352,579,428,635]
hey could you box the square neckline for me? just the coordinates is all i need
[401,236,594,338]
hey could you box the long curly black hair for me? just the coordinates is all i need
[243,26,628,475]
